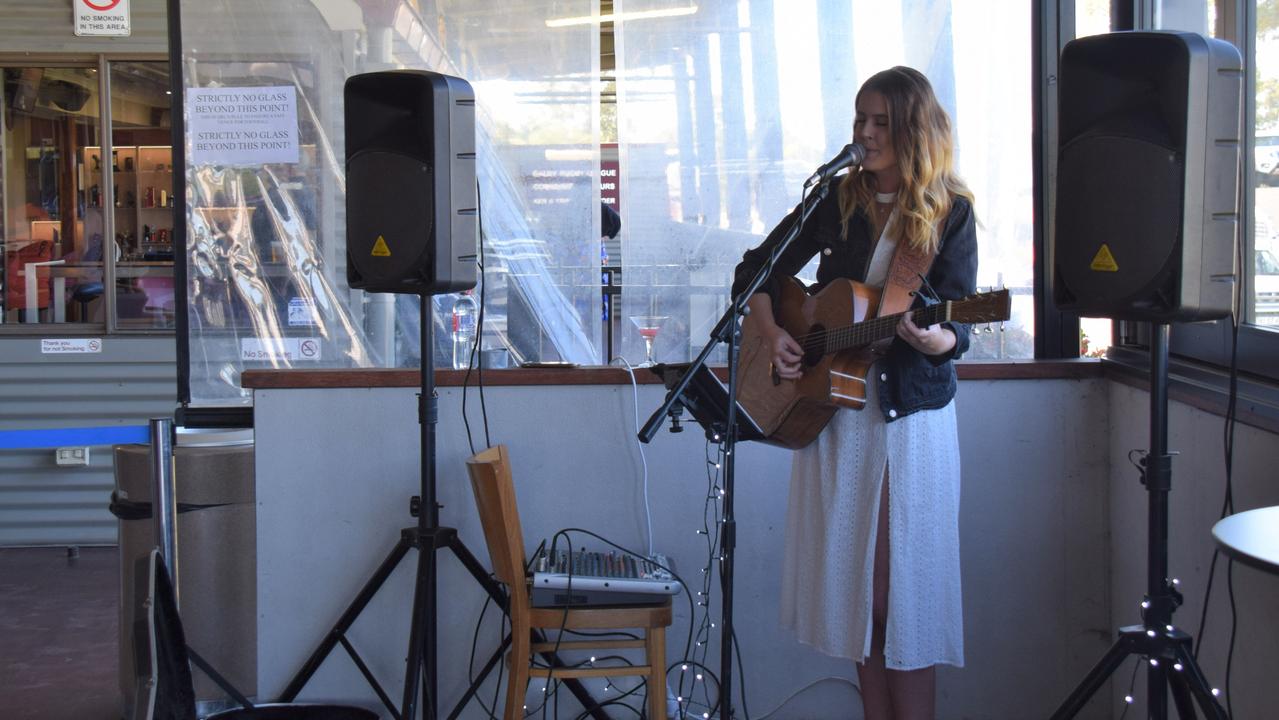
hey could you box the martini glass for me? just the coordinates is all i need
[629,315,668,365]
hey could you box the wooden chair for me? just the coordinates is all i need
[466,445,672,720]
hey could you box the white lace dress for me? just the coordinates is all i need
[777,204,964,669]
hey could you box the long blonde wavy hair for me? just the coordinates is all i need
[837,66,973,254]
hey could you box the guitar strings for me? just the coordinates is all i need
[792,304,948,354]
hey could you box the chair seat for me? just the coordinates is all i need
[73,282,104,301]
[528,597,672,630]
[466,445,674,720]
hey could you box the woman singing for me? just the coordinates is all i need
[732,66,977,720]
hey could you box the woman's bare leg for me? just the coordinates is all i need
[858,467,937,720]
[888,665,935,720]
[856,467,894,719]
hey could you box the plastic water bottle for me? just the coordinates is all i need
[451,292,478,370]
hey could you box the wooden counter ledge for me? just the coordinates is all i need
[241,359,1102,389]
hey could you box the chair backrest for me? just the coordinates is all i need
[466,446,528,598]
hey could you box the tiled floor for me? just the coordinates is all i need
[0,546,120,720]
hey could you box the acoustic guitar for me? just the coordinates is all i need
[735,276,1011,449]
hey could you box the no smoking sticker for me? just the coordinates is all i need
[75,0,131,37]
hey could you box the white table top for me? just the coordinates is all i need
[1212,506,1279,575]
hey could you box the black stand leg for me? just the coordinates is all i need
[1050,324,1227,720]
[279,297,609,720]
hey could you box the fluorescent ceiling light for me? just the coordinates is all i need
[546,6,698,28]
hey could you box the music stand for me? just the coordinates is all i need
[648,363,766,443]
[639,178,835,720]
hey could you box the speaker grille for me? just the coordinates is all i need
[1055,134,1184,318]
[346,150,435,292]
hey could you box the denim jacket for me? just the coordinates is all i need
[731,189,978,422]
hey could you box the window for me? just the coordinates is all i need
[170,1,1041,408]
[1,66,102,325]
[1251,0,1279,327]
[108,61,176,330]
[0,60,174,332]
[613,1,1036,365]
[1153,0,1279,380]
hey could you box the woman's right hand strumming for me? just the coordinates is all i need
[747,294,804,380]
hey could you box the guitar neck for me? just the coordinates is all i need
[826,302,950,353]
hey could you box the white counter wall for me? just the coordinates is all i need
[252,376,1126,719]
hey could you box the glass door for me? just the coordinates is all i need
[1,66,102,325]
[107,60,174,330]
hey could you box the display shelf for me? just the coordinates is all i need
[80,145,174,260]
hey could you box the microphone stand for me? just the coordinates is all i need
[639,177,836,719]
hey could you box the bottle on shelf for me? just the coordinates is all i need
[451,291,479,370]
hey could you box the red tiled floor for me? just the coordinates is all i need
[0,546,120,720]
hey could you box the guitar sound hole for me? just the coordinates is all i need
[801,324,825,367]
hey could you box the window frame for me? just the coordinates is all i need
[1164,1,1279,382]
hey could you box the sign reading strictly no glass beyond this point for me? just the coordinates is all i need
[74,0,131,37]
[187,86,300,167]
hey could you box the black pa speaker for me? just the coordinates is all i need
[345,70,478,295]
[1052,31,1242,321]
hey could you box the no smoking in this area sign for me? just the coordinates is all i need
[74,0,131,37]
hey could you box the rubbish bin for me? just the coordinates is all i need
[114,427,256,718]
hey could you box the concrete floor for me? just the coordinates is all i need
[0,546,120,720]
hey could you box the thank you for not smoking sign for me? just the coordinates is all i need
[188,86,300,167]
[74,0,131,37]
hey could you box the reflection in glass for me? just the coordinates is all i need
[1256,3,1279,328]
[0,66,101,324]
[108,61,176,329]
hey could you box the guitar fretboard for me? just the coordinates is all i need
[798,302,951,354]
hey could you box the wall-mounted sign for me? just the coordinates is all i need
[42,338,103,354]
[187,86,300,167]
[74,0,131,37]
[240,337,321,362]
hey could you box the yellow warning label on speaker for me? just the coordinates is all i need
[371,235,391,257]
[1090,244,1119,272]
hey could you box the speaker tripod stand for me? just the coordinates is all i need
[1051,323,1226,720]
[279,296,607,720]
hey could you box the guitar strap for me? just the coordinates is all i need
[876,233,937,319]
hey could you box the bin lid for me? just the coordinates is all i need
[175,427,252,447]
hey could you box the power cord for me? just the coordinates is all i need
[752,676,860,720]
[1117,657,1141,719]
[611,355,655,557]
[1191,219,1243,719]
[461,181,492,455]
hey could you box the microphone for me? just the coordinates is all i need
[803,143,866,187]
